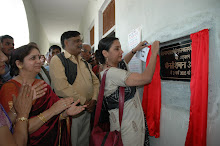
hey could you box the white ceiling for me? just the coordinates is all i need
[30,0,92,44]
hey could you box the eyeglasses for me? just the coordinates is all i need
[81,49,92,54]
[73,39,82,43]
[67,38,82,44]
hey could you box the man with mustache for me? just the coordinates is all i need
[49,31,100,146]
[0,35,14,83]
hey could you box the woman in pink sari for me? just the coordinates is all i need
[0,44,86,145]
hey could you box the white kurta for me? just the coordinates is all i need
[100,67,146,146]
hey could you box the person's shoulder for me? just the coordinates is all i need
[0,79,19,94]
[107,68,129,80]
[49,55,63,69]
[109,67,124,72]
[100,67,121,78]
[50,55,60,63]
[2,79,18,87]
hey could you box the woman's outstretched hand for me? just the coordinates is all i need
[133,41,148,52]
[32,81,47,100]
[50,97,74,115]
[66,99,87,116]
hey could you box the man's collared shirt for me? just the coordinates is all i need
[49,50,100,105]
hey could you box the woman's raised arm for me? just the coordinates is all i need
[125,41,160,86]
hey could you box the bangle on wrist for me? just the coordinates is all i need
[37,113,47,123]
[131,49,136,54]
[16,117,28,123]
[60,113,66,120]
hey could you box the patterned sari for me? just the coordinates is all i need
[0,104,13,133]
[0,79,71,146]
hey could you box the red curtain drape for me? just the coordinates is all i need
[142,46,161,138]
[185,29,209,146]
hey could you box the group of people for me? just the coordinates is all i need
[0,31,159,146]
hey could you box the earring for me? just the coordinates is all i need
[18,66,22,69]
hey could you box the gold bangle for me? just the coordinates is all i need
[37,113,47,123]
[60,113,66,120]
[16,117,28,123]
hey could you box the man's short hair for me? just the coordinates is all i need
[49,45,61,52]
[82,43,91,48]
[0,35,13,43]
[60,31,81,49]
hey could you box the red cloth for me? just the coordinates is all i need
[142,46,161,138]
[185,29,209,146]
[92,65,99,74]
[92,64,100,79]
[0,79,71,146]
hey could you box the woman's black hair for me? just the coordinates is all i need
[97,37,119,64]
[10,44,39,77]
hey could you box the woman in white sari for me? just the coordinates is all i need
[96,37,159,146]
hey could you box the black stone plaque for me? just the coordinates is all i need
[160,36,192,81]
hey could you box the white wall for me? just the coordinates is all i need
[0,0,29,48]
[80,0,220,145]
[22,0,50,55]
[79,0,111,50]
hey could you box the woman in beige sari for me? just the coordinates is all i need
[96,37,159,146]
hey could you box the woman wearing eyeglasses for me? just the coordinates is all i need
[0,44,87,145]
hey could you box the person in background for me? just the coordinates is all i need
[0,44,87,145]
[37,54,51,86]
[44,45,61,71]
[40,55,46,65]
[49,45,62,57]
[81,43,96,67]
[96,37,160,146]
[50,31,100,146]
[90,53,98,68]
[0,35,14,83]
[92,50,102,80]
